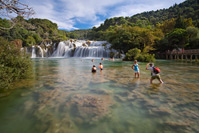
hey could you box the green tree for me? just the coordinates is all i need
[186,26,198,39]
[175,15,185,29]
[186,26,199,49]
[124,48,155,62]
[0,37,32,92]
[124,48,141,61]
[167,28,188,49]
[156,18,176,34]
[0,0,34,29]
[25,36,36,46]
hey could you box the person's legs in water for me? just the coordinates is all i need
[135,72,139,78]
[156,74,163,83]
[150,77,153,84]
[158,78,164,83]
[150,75,163,84]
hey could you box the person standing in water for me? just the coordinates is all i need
[146,63,164,84]
[91,65,97,73]
[132,60,140,78]
[99,63,103,70]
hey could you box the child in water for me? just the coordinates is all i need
[91,65,97,72]
[132,60,140,78]
[99,63,103,70]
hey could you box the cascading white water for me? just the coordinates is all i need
[43,43,51,57]
[73,46,109,57]
[38,46,44,58]
[20,47,24,52]
[43,48,48,56]
[28,40,114,58]
[31,46,36,58]
[52,41,74,57]
[52,40,111,58]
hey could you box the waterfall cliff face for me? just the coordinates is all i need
[31,46,36,58]
[29,40,114,58]
[72,41,109,57]
[30,45,44,58]
[37,46,44,58]
[51,40,111,58]
[52,41,74,57]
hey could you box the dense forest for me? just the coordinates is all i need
[72,0,199,60]
[0,16,77,47]
[94,0,199,32]
[70,0,199,39]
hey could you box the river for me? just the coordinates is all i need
[0,58,199,133]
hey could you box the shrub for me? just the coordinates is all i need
[25,36,36,46]
[135,53,155,62]
[124,48,155,62]
[124,48,141,61]
[0,37,32,91]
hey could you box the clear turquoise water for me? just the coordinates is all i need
[0,58,199,133]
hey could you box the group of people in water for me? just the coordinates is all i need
[91,58,163,84]
[132,60,164,84]
[92,63,103,72]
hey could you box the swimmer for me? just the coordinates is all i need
[99,63,103,70]
[91,65,97,72]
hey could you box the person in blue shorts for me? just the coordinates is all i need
[132,60,140,78]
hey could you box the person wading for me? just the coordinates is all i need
[132,60,140,78]
[99,63,103,70]
[91,65,97,73]
[146,63,164,84]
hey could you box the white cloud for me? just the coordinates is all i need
[93,21,105,28]
[21,0,185,30]
[109,0,185,19]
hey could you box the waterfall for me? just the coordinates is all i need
[52,41,73,57]
[38,46,44,58]
[43,48,48,57]
[73,46,109,57]
[20,47,24,52]
[52,40,111,58]
[31,46,36,58]
[27,40,115,58]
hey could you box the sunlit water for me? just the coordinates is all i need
[0,58,199,133]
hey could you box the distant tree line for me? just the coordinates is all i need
[70,0,199,61]
[0,16,71,47]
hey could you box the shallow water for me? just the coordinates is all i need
[0,58,199,133]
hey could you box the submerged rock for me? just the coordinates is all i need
[67,94,113,124]
[90,89,112,95]
[164,121,190,128]
[149,107,172,116]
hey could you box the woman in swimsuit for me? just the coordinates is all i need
[132,60,140,78]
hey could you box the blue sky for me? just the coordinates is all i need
[21,0,185,31]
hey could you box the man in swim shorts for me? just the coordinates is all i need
[146,63,163,84]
